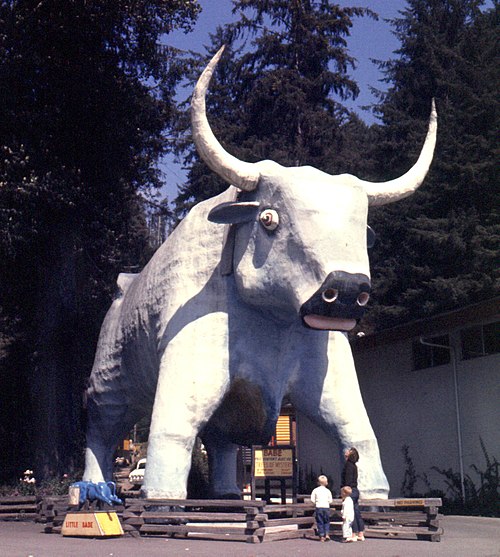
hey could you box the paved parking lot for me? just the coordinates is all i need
[1,515,499,557]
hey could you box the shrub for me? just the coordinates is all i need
[0,469,83,498]
[401,439,499,517]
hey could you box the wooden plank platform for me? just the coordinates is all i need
[121,498,314,543]
[121,496,443,542]
[308,497,443,542]
[37,495,443,543]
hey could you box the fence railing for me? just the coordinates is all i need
[0,495,38,521]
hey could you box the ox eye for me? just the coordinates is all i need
[367,225,376,248]
[259,209,279,231]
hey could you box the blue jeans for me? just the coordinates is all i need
[315,507,330,537]
[351,487,365,533]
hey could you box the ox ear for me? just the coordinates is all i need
[208,201,260,224]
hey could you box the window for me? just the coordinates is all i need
[461,322,500,360]
[268,411,296,446]
[275,415,293,445]
[412,335,451,370]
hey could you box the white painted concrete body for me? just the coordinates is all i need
[83,47,437,500]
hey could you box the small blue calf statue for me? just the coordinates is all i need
[71,481,122,507]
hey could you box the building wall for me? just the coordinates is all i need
[295,412,340,494]
[295,318,500,499]
[353,328,500,498]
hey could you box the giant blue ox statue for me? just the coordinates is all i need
[83,46,437,499]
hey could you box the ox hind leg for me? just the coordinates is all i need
[289,330,389,498]
[83,398,144,483]
[202,435,240,498]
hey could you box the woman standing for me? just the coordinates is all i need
[341,447,366,542]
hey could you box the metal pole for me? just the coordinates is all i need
[419,337,466,502]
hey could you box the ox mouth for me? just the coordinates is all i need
[299,271,370,331]
[303,314,356,331]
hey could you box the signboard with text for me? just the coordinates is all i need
[61,511,124,537]
[253,447,294,478]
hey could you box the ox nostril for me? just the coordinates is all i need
[322,288,339,303]
[357,292,370,306]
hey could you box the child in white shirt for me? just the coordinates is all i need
[341,485,356,542]
[311,475,333,542]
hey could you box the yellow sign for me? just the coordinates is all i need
[394,499,425,507]
[254,448,294,478]
[61,511,124,537]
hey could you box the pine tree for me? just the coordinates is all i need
[0,0,199,481]
[174,0,376,216]
[363,0,499,330]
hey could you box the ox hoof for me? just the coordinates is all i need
[148,504,185,512]
[214,492,242,500]
[148,504,186,524]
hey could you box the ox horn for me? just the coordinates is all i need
[191,45,260,191]
[362,100,437,206]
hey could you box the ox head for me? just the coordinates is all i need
[192,46,437,331]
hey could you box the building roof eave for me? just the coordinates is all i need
[353,297,500,350]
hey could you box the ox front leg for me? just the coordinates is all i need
[290,330,389,499]
[142,315,230,500]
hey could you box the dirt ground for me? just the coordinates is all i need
[1,515,499,557]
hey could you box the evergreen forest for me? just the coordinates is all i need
[0,0,497,483]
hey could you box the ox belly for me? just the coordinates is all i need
[203,377,275,446]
